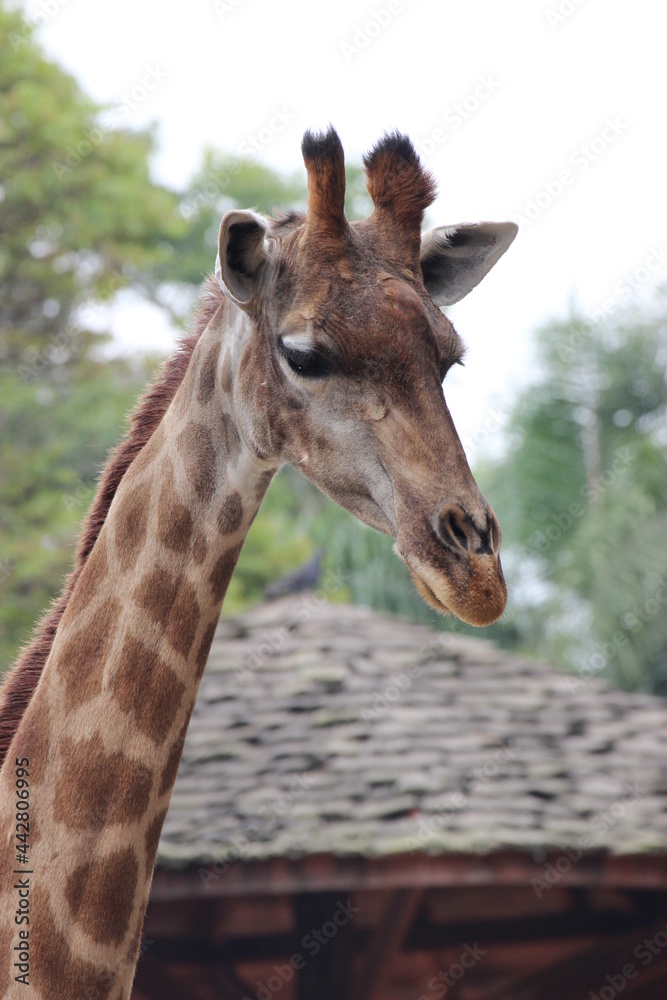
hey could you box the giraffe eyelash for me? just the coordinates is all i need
[279,341,334,378]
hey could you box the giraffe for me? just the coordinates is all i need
[0,127,517,998]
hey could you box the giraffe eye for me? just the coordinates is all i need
[279,342,333,378]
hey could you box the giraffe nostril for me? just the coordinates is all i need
[437,508,470,553]
[449,518,469,551]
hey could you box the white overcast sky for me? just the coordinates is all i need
[26,0,667,458]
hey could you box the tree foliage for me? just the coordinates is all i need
[478,296,667,692]
[0,3,184,375]
[0,2,186,666]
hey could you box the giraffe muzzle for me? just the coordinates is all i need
[394,502,507,626]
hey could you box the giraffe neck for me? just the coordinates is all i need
[0,302,276,999]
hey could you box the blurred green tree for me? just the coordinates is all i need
[478,295,667,692]
[0,2,187,666]
[0,3,184,376]
[0,355,152,668]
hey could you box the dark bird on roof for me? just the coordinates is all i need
[264,549,324,600]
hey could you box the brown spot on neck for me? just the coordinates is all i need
[111,635,185,746]
[217,491,244,534]
[255,469,275,502]
[197,340,221,404]
[53,733,153,831]
[194,617,219,680]
[10,687,50,786]
[193,532,208,563]
[164,579,201,659]
[64,532,109,624]
[177,423,217,504]
[65,847,139,946]
[114,481,151,572]
[57,596,122,712]
[208,543,242,602]
[32,884,115,997]
[133,567,182,628]
[159,719,189,795]
[158,464,194,554]
[221,412,242,462]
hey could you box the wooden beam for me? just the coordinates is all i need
[132,954,193,1000]
[294,892,357,1000]
[407,904,647,951]
[180,964,254,1000]
[468,915,667,1000]
[205,962,257,1000]
[149,851,667,902]
[346,888,422,1000]
[135,955,254,1000]
[136,899,664,965]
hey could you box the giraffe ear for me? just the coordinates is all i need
[420,221,518,306]
[217,210,269,306]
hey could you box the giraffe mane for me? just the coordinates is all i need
[0,276,225,770]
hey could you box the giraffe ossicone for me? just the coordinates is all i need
[0,126,517,998]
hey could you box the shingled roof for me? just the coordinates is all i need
[158,595,667,867]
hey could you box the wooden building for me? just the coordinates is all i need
[132,596,667,1000]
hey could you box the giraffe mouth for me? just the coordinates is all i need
[394,544,452,616]
[395,543,507,626]
[409,571,451,616]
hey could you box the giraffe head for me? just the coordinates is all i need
[215,127,517,626]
